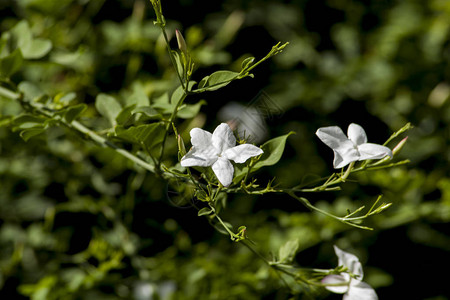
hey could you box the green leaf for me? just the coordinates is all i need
[196,70,239,92]
[53,92,76,107]
[19,127,46,141]
[0,116,13,127]
[10,21,32,48]
[18,82,45,101]
[152,84,203,119]
[62,104,87,123]
[172,50,184,77]
[170,81,196,103]
[10,21,52,59]
[115,104,136,125]
[252,132,295,171]
[133,106,162,120]
[95,94,122,126]
[213,221,233,235]
[278,239,299,264]
[241,56,255,70]
[177,100,206,119]
[0,48,23,77]
[197,207,213,216]
[233,132,294,183]
[13,115,47,129]
[22,39,52,59]
[151,92,172,114]
[114,123,165,149]
[125,82,150,107]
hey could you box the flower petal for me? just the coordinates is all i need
[322,275,349,294]
[223,144,263,163]
[333,147,359,169]
[334,246,364,280]
[347,123,367,146]
[316,126,349,150]
[180,147,218,167]
[190,128,213,151]
[345,281,378,300]
[212,157,234,186]
[212,123,236,153]
[357,143,393,161]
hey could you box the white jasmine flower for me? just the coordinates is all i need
[322,245,378,300]
[180,123,263,186]
[316,123,392,169]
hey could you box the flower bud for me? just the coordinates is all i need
[392,136,408,156]
[175,29,187,54]
[177,134,186,157]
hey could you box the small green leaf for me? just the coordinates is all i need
[0,48,23,77]
[53,92,76,107]
[170,81,196,104]
[125,83,150,107]
[19,127,46,141]
[151,84,203,119]
[197,207,213,216]
[241,56,255,70]
[198,75,209,89]
[196,70,239,92]
[252,132,295,171]
[22,39,52,59]
[194,189,209,202]
[278,239,299,264]
[10,20,32,48]
[133,106,162,119]
[63,104,87,123]
[172,50,184,77]
[114,123,164,149]
[0,116,13,127]
[95,94,122,126]
[10,21,52,59]
[213,221,233,235]
[177,100,206,119]
[13,114,47,129]
[18,82,45,101]
[115,104,136,125]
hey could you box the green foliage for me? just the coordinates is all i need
[196,70,240,92]
[95,94,122,127]
[0,49,23,78]
[8,20,52,59]
[253,131,295,170]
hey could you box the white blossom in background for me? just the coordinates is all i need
[316,123,392,169]
[322,245,378,300]
[217,102,268,144]
[180,123,263,186]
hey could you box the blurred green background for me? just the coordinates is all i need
[0,0,449,299]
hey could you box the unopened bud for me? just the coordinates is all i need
[175,29,187,54]
[177,134,186,157]
[393,136,408,155]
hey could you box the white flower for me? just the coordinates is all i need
[322,245,378,300]
[180,123,263,187]
[316,123,393,169]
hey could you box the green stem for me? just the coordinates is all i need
[241,240,270,265]
[2,86,175,178]
[341,161,355,181]
[157,91,188,172]
[160,27,186,91]
[70,120,161,174]
[209,204,236,240]
[243,42,289,74]
[0,86,21,100]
